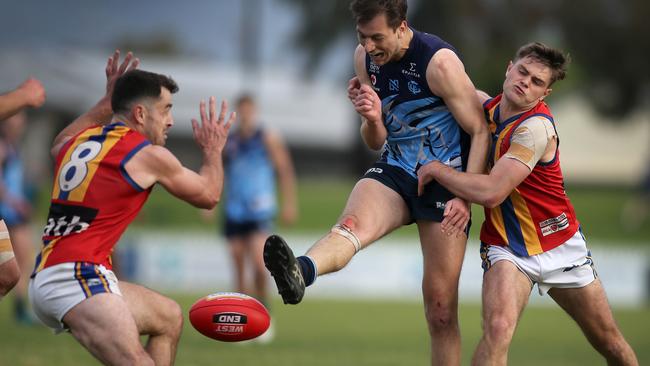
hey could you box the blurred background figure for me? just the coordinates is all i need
[203,93,298,341]
[621,159,650,232]
[0,111,37,324]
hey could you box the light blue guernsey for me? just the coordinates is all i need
[223,129,277,222]
[365,29,470,178]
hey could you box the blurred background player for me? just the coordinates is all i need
[263,0,489,364]
[418,42,639,366]
[203,93,298,342]
[28,51,235,365]
[0,111,38,324]
[0,78,45,302]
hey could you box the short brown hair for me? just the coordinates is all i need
[350,0,407,29]
[514,42,570,85]
[112,70,179,114]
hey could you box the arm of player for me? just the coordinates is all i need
[351,45,387,151]
[418,158,529,208]
[51,50,139,158]
[126,97,235,209]
[265,130,298,225]
[426,49,489,176]
[425,49,490,235]
[0,78,46,121]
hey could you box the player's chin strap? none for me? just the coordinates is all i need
[331,224,361,253]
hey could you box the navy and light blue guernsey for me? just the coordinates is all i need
[224,128,276,223]
[366,29,470,178]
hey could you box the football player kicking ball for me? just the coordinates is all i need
[418,42,638,366]
[263,0,489,365]
[28,51,235,366]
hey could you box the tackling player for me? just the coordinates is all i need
[418,42,639,366]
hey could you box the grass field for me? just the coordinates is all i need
[1,295,648,366]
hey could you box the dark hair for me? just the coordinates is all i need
[236,92,256,108]
[514,42,570,85]
[111,70,179,114]
[350,0,407,29]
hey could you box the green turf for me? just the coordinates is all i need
[1,295,648,366]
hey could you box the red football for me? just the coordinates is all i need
[189,292,270,342]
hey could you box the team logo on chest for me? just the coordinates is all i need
[408,80,421,94]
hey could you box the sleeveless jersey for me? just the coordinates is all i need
[33,122,152,272]
[365,28,470,178]
[480,95,580,256]
[223,128,276,222]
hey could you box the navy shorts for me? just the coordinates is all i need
[223,218,273,239]
[363,162,469,228]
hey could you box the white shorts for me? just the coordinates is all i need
[29,262,122,332]
[480,230,597,295]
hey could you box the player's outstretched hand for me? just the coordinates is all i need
[352,84,382,125]
[105,50,140,98]
[191,97,235,155]
[441,197,469,238]
[18,78,46,108]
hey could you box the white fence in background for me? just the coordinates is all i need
[115,232,649,307]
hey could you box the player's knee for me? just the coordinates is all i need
[423,299,457,334]
[0,260,20,296]
[160,299,183,337]
[483,314,517,343]
[593,330,630,361]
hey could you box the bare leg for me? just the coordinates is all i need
[120,281,184,366]
[418,221,467,366]
[228,236,247,294]
[472,261,532,366]
[63,293,154,366]
[549,280,638,366]
[306,178,410,275]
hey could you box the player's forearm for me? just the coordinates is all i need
[432,164,496,206]
[278,166,298,213]
[196,151,225,209]
[464,127,490,175]
[360,119,386,150]
[0,89,30,121]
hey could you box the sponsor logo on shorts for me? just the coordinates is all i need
[539,212,569,236]
[436,202,446,209]
[365,167,383,174]
[213,312,247,334]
